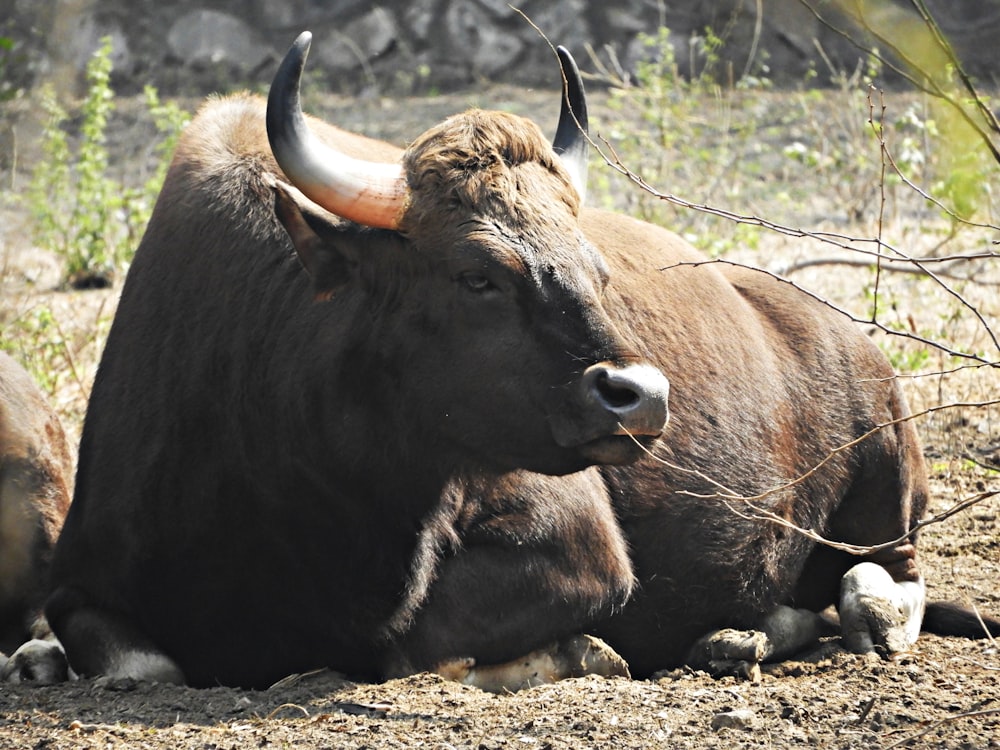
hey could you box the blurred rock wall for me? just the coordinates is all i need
[2,0,999,97]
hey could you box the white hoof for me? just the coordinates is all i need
[106,649,186,684]
[840,562,925,654]
[1,639,71,685]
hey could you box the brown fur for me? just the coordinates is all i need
[45,88,952,690]
[402,110,579,229]
[46,94,638,688]
[0,352,73,654]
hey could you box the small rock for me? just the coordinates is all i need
[93,675,139,692]
[711,709,756,731]
[167,10,271,71]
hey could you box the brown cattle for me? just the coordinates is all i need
[44,34,998,691]
[0,352,72,679]
[45,37,660,690]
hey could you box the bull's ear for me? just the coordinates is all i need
[272,180,354,298]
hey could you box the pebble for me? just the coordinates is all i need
[711,709,756,730]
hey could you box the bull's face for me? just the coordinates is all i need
[268,33,669,475]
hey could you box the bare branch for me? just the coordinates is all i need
[720,491,996,558]
[796,0,1000,165]
[596,130,1000,275]
[623,394,1000,556]
[906,0,1000,135]
[862,88,1000,348]
[866,86,999,231]
[656,256,998,362]
[778,256,999,284]
[667,397,999,502]
[640,430,997,557]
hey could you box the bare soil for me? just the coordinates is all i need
[1,85,998,749]
[0,482,997,750]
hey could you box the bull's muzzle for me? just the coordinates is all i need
[550,362,670,453]
[585,363,670,436]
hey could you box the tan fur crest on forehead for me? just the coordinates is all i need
[400,109,579,231]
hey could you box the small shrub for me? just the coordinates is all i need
[588,24,771,257]
[0,305,64,395]
[27,37,189,288]
[0,296,113,427]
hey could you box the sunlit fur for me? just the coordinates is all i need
[403,109,580,228]
[0,353,73,655]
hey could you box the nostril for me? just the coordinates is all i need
[582,363,669,437]
[595,371,640,410]
[552,362,668,447]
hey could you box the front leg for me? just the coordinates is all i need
[45,586,186,684]
[382,469,634,687]
[434,634,629,693]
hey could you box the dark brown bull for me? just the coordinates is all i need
[0,352,72,681]
[44,36,662,690]
[44,33,997,690]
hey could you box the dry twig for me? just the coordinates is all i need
[624,393,1000,555]
[881,706,1000,750]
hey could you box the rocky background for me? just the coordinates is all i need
[1,0,998,100]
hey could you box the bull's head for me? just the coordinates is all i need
[266,32,669,475]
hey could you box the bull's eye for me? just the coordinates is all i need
[459,272,495,293]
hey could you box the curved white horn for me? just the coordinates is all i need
[267,32,408,230]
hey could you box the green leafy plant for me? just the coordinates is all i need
[127,84,191,245]
[589,24,770,257]
[0,305,64,394]
[0,295,113,429]
[29,37,118,285]
[0,35,16,102]
[27,37,189,287]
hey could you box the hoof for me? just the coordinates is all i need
[840,562,925,654]
[686,605,830,679]
[686,628,767,680]
[557,633,631,679]
[432,656,476,682]
[1,639,71,685]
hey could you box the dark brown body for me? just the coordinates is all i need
[46,85,940,688]
[581,221,929,673]
[0,352,72,655]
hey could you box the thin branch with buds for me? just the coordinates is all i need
[657,255,998,363]
[795,0,1000,165]
[623,394,1000,556]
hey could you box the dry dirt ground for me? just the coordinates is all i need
[1,82,999,749]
